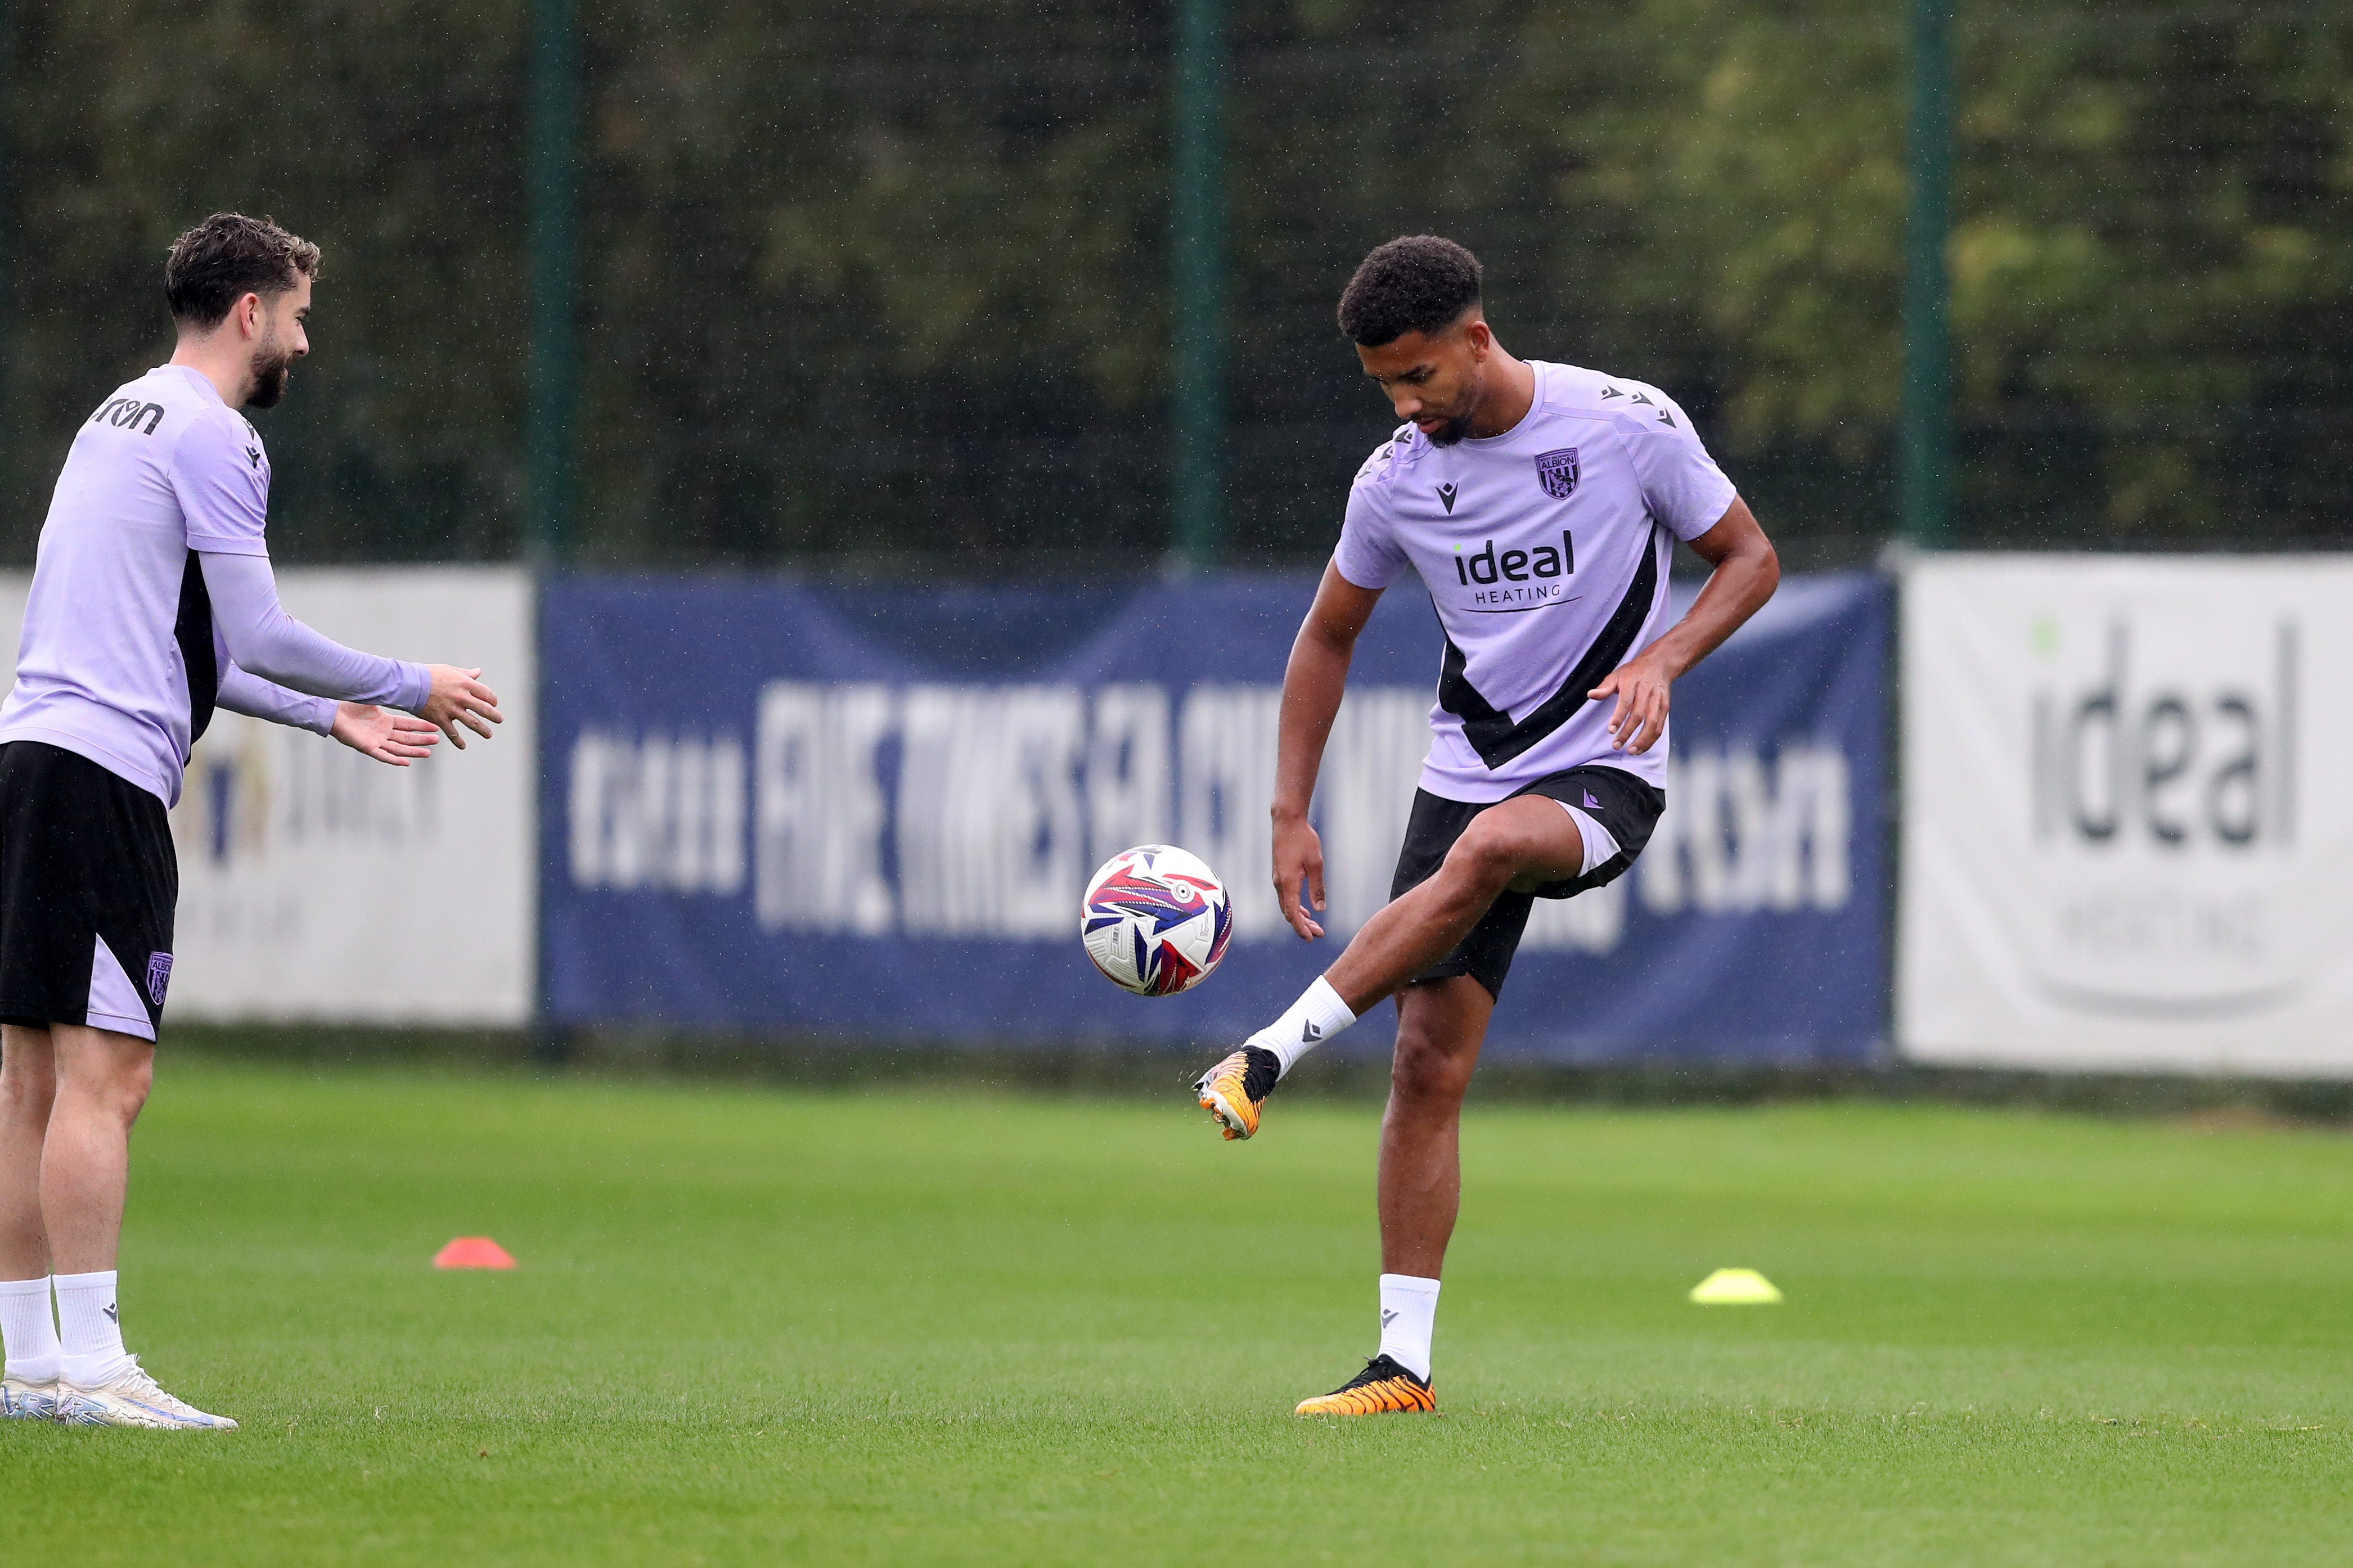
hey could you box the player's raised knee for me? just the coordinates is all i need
[1440,806,1547,890]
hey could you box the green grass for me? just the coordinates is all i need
[4,1058,2351,1565]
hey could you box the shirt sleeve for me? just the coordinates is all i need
[214,659,337,735]
[1330,444,1410,591]
[169,409,274,557]
[1623,385,1739,542]
[199,552,433,711]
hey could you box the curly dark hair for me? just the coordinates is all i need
[165,213,321,329]
[1336,235,1484,347]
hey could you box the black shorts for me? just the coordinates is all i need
[1389,763,1666,1002]
[0,741,177,1042]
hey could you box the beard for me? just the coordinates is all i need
[1423,411,1475,447]
[246,340,298,408]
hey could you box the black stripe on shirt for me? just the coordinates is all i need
[1436,528,1662,771]
[174,551,217,750]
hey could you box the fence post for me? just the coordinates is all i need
[1171,0,1225,570]
[528,0,578,569]
[527,0,578,1064]
[1901,0,1953,549]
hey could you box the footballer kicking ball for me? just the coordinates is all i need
[1079,845,1233,997]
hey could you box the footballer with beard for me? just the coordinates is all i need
[0,213,502,1429]
[1194,236,1779,1415]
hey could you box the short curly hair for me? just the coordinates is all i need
[1336,235,1483,347]
[165,213,321,329]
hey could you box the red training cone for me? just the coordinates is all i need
[433,1237,517,1270]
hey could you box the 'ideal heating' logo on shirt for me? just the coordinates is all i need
[1450,533,1576,610]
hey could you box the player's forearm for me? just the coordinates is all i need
[1271,627,1352,823]
[1651,524,1779,678]
[199,552,431,710]
[214,661,335,734]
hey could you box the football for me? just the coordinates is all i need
[1079,845,1234,997]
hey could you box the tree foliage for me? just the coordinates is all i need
[1,0,2344,567]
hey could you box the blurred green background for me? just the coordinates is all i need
[0,0,2345,570]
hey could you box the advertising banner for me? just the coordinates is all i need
[543,569,1888,1061]
[1898,555,2353,1076]
[0,567,537,1026]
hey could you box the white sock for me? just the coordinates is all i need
[0,1276,60,1383]
[54,1269,129,1386]
[1378,1273,1441,1382]
[1248,976,1358,1076]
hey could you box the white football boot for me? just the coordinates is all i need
[1,1371,60,1421]
[55,1357,237,1430]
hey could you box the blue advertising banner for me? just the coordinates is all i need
[542,570,1888,1061]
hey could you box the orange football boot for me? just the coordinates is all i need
[1294,1355,1438,1416]
[1194,1046,1280,1140]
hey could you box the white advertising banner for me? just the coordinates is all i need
[1898,555,2353,1075]
[0,566,536,1026]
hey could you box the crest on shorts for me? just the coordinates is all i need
[1535,447,1579,499]
[146,952,173,1007]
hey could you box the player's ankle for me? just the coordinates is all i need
[1376,1273,1441,1382]
[60,1349,132,1386]
[1247,976,1358,1076]
[53,1269,128,1386]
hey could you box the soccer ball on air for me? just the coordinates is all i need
[1079,845,1233,997]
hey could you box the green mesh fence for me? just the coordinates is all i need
[1,1,2344,569]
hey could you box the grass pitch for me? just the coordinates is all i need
[4,1058,2351,1565]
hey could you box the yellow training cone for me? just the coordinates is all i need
[1689,1268,1783,1304]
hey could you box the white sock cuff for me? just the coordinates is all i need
[1376,1273,1442,1382]
[1307,977,1356,1027]
[0,1274,60,1382]
[1256,976,1360,1076]
[53,1269,127,1382]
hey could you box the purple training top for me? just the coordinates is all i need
[0,364,430,805]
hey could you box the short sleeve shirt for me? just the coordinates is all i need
[1332,360,1738,800]
[0,366,275,805]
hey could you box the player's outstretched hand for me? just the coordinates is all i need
[1590,647,1673,755]
[331,701,442,767]
[1273,813,1328,940]
[419,665,503,750]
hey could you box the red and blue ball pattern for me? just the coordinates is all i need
[1079,844,1232,997]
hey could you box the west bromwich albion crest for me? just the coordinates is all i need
[1535,447,1578,499]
